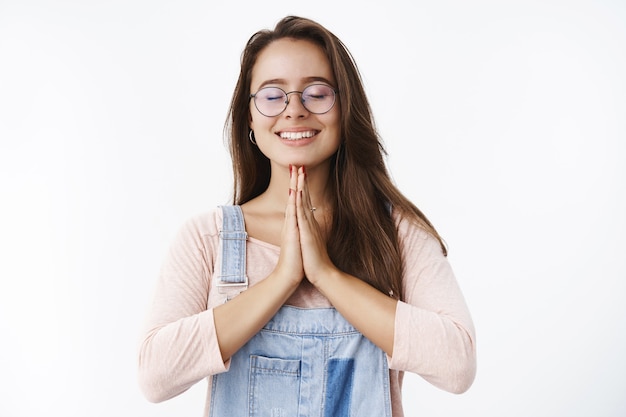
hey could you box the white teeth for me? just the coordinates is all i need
[279,131,316,140]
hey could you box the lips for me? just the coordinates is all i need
[276,130,319,140]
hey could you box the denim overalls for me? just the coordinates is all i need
[210,205,392,417]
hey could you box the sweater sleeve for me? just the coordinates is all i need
[388,217,477,394]
[137,212,228,403]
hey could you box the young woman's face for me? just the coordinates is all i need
[249,38,341,171]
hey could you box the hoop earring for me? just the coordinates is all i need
[249,130,257,145]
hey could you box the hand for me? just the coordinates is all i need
[272,165,305,288]
[294,166,338,285]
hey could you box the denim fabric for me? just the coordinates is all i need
[210,206,391,417]
[218,205,248,283]
[324,358,354,417]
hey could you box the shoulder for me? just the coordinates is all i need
[169,207,227,250]
[392,209,446,260]
[392,210,456,300]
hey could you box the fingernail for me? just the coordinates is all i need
[289,164,293,177]
[302,165,306,176]
[289,188,292,196]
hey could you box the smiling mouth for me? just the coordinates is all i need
[277,130,319,141]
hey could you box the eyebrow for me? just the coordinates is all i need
[257,76,335,90]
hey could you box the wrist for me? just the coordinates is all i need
[307,265,340,289]
[269,269,303,293]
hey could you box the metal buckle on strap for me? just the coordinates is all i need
[217,276,249,303]
[217,275,249,293]
[219,230,248,240]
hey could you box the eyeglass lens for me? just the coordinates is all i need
[253,84,336,117]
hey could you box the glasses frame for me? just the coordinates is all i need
[249,84,338,117]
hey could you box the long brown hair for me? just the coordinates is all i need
[225,16,446,300]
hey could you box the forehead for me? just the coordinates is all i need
[250,38,335,89]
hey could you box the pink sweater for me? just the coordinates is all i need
[138,208,476,416]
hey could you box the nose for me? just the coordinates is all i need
[283,91,309,118]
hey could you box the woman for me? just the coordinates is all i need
[139,15,476,417]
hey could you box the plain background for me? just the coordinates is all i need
[1,0,625,416]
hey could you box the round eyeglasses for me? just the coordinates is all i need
[250,84,338,117]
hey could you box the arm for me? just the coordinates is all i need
[306,269,398,356]
[295,167,475,393]
[139,173,306,402]
[293,168,397,355]
[304,217,476,393]
[138,217,302,402]
[390,219,476,393]
[138,215,223,403]
[213,164,305,360]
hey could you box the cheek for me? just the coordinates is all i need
[329,100,341,124]
[326,108,341,134]
[250,114,269,132]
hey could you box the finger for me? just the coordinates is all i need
[299,167,317,221]
[289,164,298,201]
[303,174,314,216]
[295,166,304,192]
[284,165,298,225]
[295,168,311,221]
[296,187,306,221]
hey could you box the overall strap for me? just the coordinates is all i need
[217,205,248,297]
